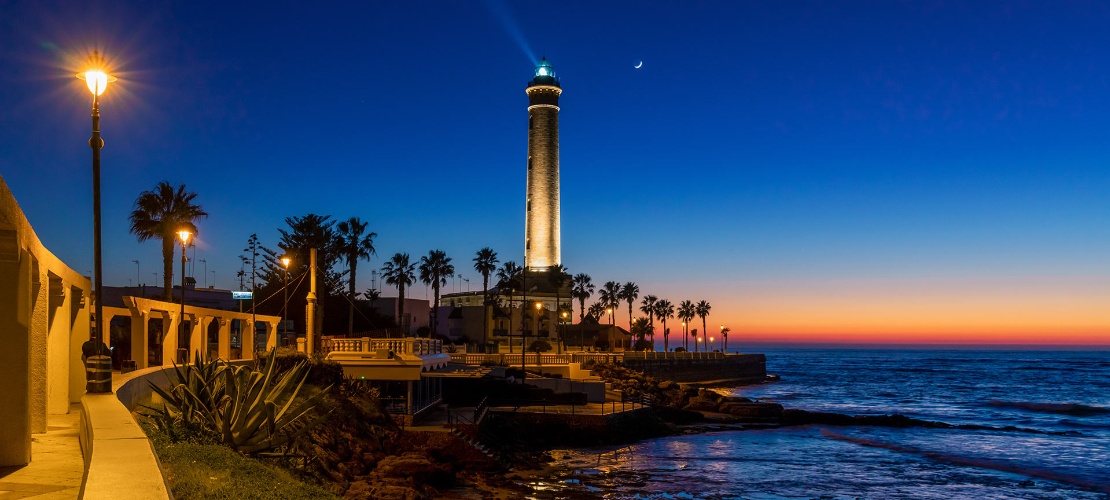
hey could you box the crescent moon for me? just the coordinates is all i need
[634,61,643,69]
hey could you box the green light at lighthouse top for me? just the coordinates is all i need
[530,57,559,87]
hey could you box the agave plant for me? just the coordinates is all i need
[216,353,332,453]
[144,349,332,454]
[147,351,227,427]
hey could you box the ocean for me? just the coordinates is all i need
[530,349,1110,499]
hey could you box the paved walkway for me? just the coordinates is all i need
[0,404,85,499]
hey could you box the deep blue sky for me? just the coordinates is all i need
[2,1,1108,342]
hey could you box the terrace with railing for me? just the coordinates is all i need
[449,350,727,366]
[322,337,443,356]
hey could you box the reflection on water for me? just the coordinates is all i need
[531,349,1110,499]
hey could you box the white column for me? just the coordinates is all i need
[131,310,148,369]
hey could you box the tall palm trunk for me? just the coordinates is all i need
[481,273,490,352]
[397,283,406,336]
[161,236,174,301]
[431,283,440,337]
[662,318,669,351]
[348,259,358,336]
[702,316,708,353]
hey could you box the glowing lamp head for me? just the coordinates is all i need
[534,58,555,78]
[281,257,291,268]
[76,51,116,96]
[177,230,191,244]
[535,302,542,310]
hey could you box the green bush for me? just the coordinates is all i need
[256,350,344,388]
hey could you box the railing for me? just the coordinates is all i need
[449,352,623,366]
[623,351,725,360]
[322,337,443,356]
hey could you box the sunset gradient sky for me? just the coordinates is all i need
[1,1,1107,346]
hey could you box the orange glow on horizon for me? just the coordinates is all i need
[629,274,1110,346]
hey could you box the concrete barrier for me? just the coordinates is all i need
[79,365,173,499]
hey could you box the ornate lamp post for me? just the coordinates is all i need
[560,310,568,354]
[77,52,116,392]
[281,256,291,345]
[177,230,191,363]
[606,307,613,352]
[710,336,715,353]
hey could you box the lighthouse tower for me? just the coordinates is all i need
[524,58,561,271]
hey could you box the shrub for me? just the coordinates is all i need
[528,340,552,353]
[144,349,332,454]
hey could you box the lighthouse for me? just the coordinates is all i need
[524,58,561,271]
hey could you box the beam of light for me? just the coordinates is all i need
[483,0,536,64]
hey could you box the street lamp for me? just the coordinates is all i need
[77,51,116,392]
[606,307,614,352]
[560,310,568,354]
[178,229,191,363]
[710,336,715,353]
[281,256,291,345]
[681,321,686,352]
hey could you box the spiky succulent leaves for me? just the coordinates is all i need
[217,351,332,454]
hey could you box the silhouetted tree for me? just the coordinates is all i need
[335,217,377,336]
[128,181,208,301]
[571,273,595,322]
[419,250,454,337]
[381,253,415,336]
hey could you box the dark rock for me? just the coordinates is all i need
[719,402,784,419]
[685,398,721,412]
[373,452,453,487]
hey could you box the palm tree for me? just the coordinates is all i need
[587,301,607,321]
[630,317,651,350]
[128,182,208,301]
[335,217,377,336]
[600,281,620,318]
[620,282,639,335]
[599,281,621,348]
[571,273,594,322]
[496,261,523,352]
[418,250,454,337]
[721,326,731,353]
[696,300,712,353]
[640,295,657,350]
[381,253,415,336]
[677,300,694,352]
[654,300,674,352]
[473,247,499,352]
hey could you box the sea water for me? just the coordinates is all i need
[531,349,1110,499]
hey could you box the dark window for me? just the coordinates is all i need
[528,157,532,170]
[529,116,533,130]
[527,201,531,211]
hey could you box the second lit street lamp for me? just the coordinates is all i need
[281,256,291,345]
[178,229,191,363]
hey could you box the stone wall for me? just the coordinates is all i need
[620,354,766,383]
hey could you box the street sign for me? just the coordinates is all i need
[231,291,253,300]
